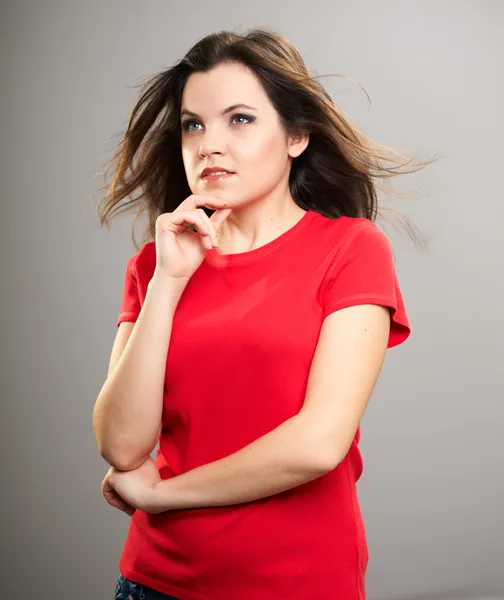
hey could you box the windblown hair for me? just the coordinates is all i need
[97,28,435,249]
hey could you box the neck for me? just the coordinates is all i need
[216,193,306,255]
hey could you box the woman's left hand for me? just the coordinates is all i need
[108,456,162,514]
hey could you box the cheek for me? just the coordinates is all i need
[239,132,287,175]
[181,146,201,189]
[181,145,194,171]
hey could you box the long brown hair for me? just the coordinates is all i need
[97,28,435,250]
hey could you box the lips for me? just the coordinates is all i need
[200,167,235,178]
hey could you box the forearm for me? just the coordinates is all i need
[151,414,331,512]
[93,271,187,470]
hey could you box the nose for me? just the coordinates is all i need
[198,143,223,158]
[198,130,226,158]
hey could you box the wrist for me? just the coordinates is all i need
[149,269,189,291]
[147,271,188,307]
[146,480,172,514]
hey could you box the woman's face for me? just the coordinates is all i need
[180,61,307,207]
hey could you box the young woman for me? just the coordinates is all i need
[93,28,428,600]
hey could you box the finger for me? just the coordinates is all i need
[103,486,123,506]
[109,497,135,515]
[198,209,218,246]
[101,475,122,503]
[103,486,134,513]
[101,477,113,496]
[166,210,214,249]
[106,495,126,510]
[182,195,228,211]
[210,208,233,231]
[163,210,210,236]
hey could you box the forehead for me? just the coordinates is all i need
[181,62,267,111]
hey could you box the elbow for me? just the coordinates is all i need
[92,408,156,471]
[313,454,339,475]
[98,444,149,471]
[302,445,336,476]
[295,414,348,474]
[93,424,152,472]
[310,440,347,474]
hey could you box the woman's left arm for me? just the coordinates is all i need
[147,303,390,513]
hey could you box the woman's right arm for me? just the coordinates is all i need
[93,194,231,472]
[92,271,188,471]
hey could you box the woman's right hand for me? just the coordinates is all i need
[154,195,232,280]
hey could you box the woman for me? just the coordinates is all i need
[93,28,428,600]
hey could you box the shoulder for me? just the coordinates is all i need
[325,214,386,238]
[125,241,156,282]
[311,213,391,257]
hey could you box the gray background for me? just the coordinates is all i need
[2,1,503,599]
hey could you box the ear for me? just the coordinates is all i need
[287,131,310,159]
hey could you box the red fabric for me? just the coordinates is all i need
[115,211,411,600]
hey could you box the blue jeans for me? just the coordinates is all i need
[114,574,180,600]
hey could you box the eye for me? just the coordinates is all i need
[231,113,255,126]
[181,113,255,132]
[182,119,201,132]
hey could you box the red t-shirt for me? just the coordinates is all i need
[115,210,411,600]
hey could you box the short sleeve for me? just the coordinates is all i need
[116,255,141,327]
[319,221,411,348]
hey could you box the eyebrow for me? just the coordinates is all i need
[180,103,258,118]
